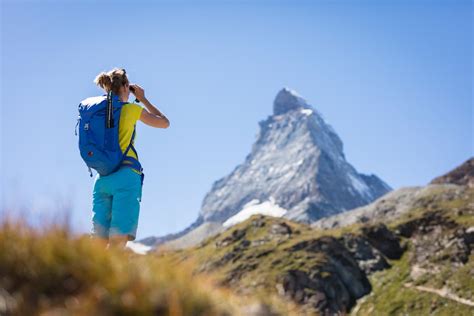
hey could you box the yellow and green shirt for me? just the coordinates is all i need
[119,103,143,174]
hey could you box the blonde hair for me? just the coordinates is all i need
[94,68,129,95]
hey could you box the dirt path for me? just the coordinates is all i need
[404,283,474,307]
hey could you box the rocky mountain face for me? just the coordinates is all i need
[200,88,391,224]
[142,88,391,248]
[160,158,474,315]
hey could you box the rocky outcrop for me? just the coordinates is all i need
[361,224,404,260]
[280,237,372,314]
[339,233,390,274]
[430,157,474,187]
[395,210,474,281]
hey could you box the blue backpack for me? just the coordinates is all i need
[75,91,142,177]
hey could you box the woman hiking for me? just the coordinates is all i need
[91,68,170,249]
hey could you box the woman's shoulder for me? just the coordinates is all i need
[122,102,143,112]
[121,103,143,121]
[122,102,141,109]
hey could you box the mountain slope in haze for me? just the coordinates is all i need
[312,157,474,231]
[141,88,391,249]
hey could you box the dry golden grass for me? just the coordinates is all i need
[0,218,287,316]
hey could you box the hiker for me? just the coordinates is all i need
[89,68,170,249]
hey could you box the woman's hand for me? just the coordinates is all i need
[130,84,146,103]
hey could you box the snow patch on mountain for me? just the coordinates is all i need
[126,241,152,255]
[301,108,313,116]
[223,197,288,227]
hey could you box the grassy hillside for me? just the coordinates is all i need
[158,215,384,314]
[157,185,474,315]
[352,251,474,315]
[0,219,298,316]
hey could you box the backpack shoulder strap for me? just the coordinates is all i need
[121,126,142,173]
[123,126,138,158]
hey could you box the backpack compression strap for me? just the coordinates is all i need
[106,91,114,128]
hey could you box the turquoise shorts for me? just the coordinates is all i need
[91,166,144,241]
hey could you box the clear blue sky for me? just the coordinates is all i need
[1,0,472,239]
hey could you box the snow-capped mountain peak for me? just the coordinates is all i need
[140,88,391,249]
[199,88,391,224]
[273,87,312,115]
